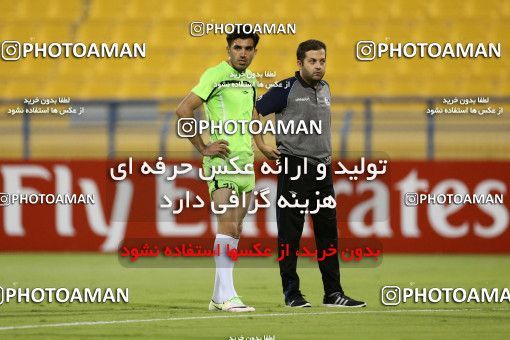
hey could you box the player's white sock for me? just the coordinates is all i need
[212,234,239,303]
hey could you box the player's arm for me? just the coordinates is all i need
[253,82,291,160]
[175,92,230,158]
[252,107,280,160]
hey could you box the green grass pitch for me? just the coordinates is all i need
[0,254,509,339]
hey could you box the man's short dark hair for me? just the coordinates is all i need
[297,39,326,61]
[226,33,260,48]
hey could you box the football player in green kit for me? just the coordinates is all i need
[176,32,259,312]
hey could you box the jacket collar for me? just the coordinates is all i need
[295,71,321,89]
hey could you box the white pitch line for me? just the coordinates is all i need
[0,308,490,331]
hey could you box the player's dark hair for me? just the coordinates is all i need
[297,39,327,61]
[226,33,260,48]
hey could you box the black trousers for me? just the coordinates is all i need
[276,154,343,299]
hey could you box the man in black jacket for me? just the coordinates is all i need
[253,39,366,308]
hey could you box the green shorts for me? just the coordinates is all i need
[204,169,255,197]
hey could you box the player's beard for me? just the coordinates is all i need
[235,58,250,71]
[302,68,324,86]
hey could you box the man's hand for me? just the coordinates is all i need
[259,143,280,160]
[201,140,230,158]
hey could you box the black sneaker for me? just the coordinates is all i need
[285,293,311,308]
[323,292,366,308]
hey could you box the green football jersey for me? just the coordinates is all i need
[192,61,257,169]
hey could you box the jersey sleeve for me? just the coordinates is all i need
[252,84,257,107]
[255,79,293,116]
[191,67,219,101]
